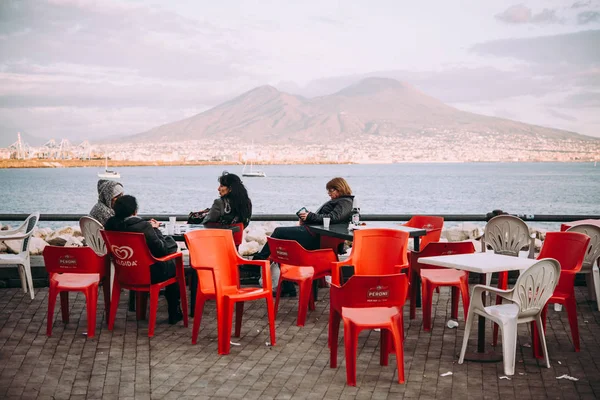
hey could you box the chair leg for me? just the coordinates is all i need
[584,273,596,301]
[459,280,470,322]
[458,307,475,364]
[215,297,230,355]
[391,315,405,384]
[297,278,313,327]
[23,260,35,300]
[500,320,517,376]
[220,297,235,355]
[46,284,58,336]
[234,302,244,337]
[565,293,580,352]
[148,288,159,338]
[343,318,359,386]
[274,275,284,318]
[102,275,111,317]
[593,265,600,312]
[422,280,433,332]
[266,295,276,346]
[85,284,98,338]
[60,292,69,323]
[191,291,207,345]
[17,265,27,293]
[330,311,341,368]
[533,305,548,359]
[451,286,459,319]
[535,315,551,369]
[108,281,121,331]
[493,271,507,346]
[178,274,189,328]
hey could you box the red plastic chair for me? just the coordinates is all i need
[409,242,475,330]
[267,237,337,326]
[184,229,276,355]
[329,274,409,386]
[532,232,590,355]
[402,215,444,251]
[101,230,188,338]
[43,246,111,338]
[331,228,410,286]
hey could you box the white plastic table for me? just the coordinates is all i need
[418,252,538,361]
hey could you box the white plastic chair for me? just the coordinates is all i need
[0,212,40,299]
[458,258,561,376]
[566,224,600,311]
[79,216,114,298]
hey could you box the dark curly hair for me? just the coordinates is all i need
[113,195,138,219]
[219,172,252,223]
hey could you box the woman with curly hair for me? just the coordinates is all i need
[202,172,252,228]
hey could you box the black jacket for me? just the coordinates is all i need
[104,216,178,258]
[305,195,355,225]
[202,197,252,228]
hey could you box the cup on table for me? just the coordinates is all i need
[323,217,331,229]
[167,216,176,235]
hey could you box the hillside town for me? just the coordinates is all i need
[2,128,599,164]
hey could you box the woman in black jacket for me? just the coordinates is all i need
[253,177,354,295]
[104,195,183,324]
[203,172,252,228]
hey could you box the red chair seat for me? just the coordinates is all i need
[281,265,315,280]
[342,306,402,326]
[52,273,101,288]
[420,269,467,284]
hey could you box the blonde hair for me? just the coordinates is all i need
[326,177,352,196]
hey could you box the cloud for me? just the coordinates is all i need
[578,10,600,24]
[495,5,532,24]
[572,1,592,9]
[546,108,578,122]
[471,29,600,65]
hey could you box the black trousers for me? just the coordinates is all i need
[253,226,321,261]
[151,260,180,310]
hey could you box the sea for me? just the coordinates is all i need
[0,163,598,228]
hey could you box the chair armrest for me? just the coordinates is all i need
[155,252,183,263]
[0,232,30,241]
[0,227,25,236]
[471,284,515,309]
[331,258,353,286]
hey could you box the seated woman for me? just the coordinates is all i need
[202,172,252,228]
[253,177,354,295]
[104,195,183,324]
[89,179,124,225]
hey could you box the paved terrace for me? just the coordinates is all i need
[0,284,599,400]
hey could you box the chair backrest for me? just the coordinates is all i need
[267,237,337,276]
[14,212,40,254]
[511,258,561,318]
[566,224,600,271]
[79,216,107,256]
[403,215,444,249]
[537,231,590,273]
[330,274,408,312]
[484,215,531,256]
[43,245,109,276]
[349,229,410,275]
[101,230,155,286]
[410,241,476,273]
[203,222,244,247]
[184,229,240,293]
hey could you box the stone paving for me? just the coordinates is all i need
[1,283,599,400]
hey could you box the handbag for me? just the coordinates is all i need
[187,208,210,224]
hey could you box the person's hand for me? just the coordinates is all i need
[298,211,309,221]
[149,219,160,229]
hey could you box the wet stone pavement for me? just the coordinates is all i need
[0,284,599,399]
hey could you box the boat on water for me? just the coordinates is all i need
[241,150,266,177]
[98,156,120,179]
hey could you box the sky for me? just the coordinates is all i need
[0,0,599,145]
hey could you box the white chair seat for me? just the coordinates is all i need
[484,303,519,322]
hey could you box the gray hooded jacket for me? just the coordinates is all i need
[89,179,124,225]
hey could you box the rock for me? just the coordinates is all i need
[54,226,81,237]
[33,227,54,240]
[1,225,9,231]
[46,237,67,246]
[245,226,268,245]
[29,237,48,255]
[64,236,84,247]
[239,240,262,256]
[443,228,469,242]
[3,239,23,254]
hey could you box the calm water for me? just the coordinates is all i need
[0,163,598,218]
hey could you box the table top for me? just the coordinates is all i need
[418,252,538,274]
[163,224,240,242]
[308,223,427,241]
[560,219,600,232]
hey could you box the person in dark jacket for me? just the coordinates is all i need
[89,179,124,225]
[202,172,252,228]
[253,177,354,296]
[104,195,183,324]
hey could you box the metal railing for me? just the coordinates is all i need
[1,213,599,223]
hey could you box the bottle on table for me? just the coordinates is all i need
[351,198,360,226]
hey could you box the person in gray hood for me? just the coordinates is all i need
[89,179,124,225]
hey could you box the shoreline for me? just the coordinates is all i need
[0,159,595,169]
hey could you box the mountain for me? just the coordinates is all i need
[0,130,48,148]
[128,77,594,144]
